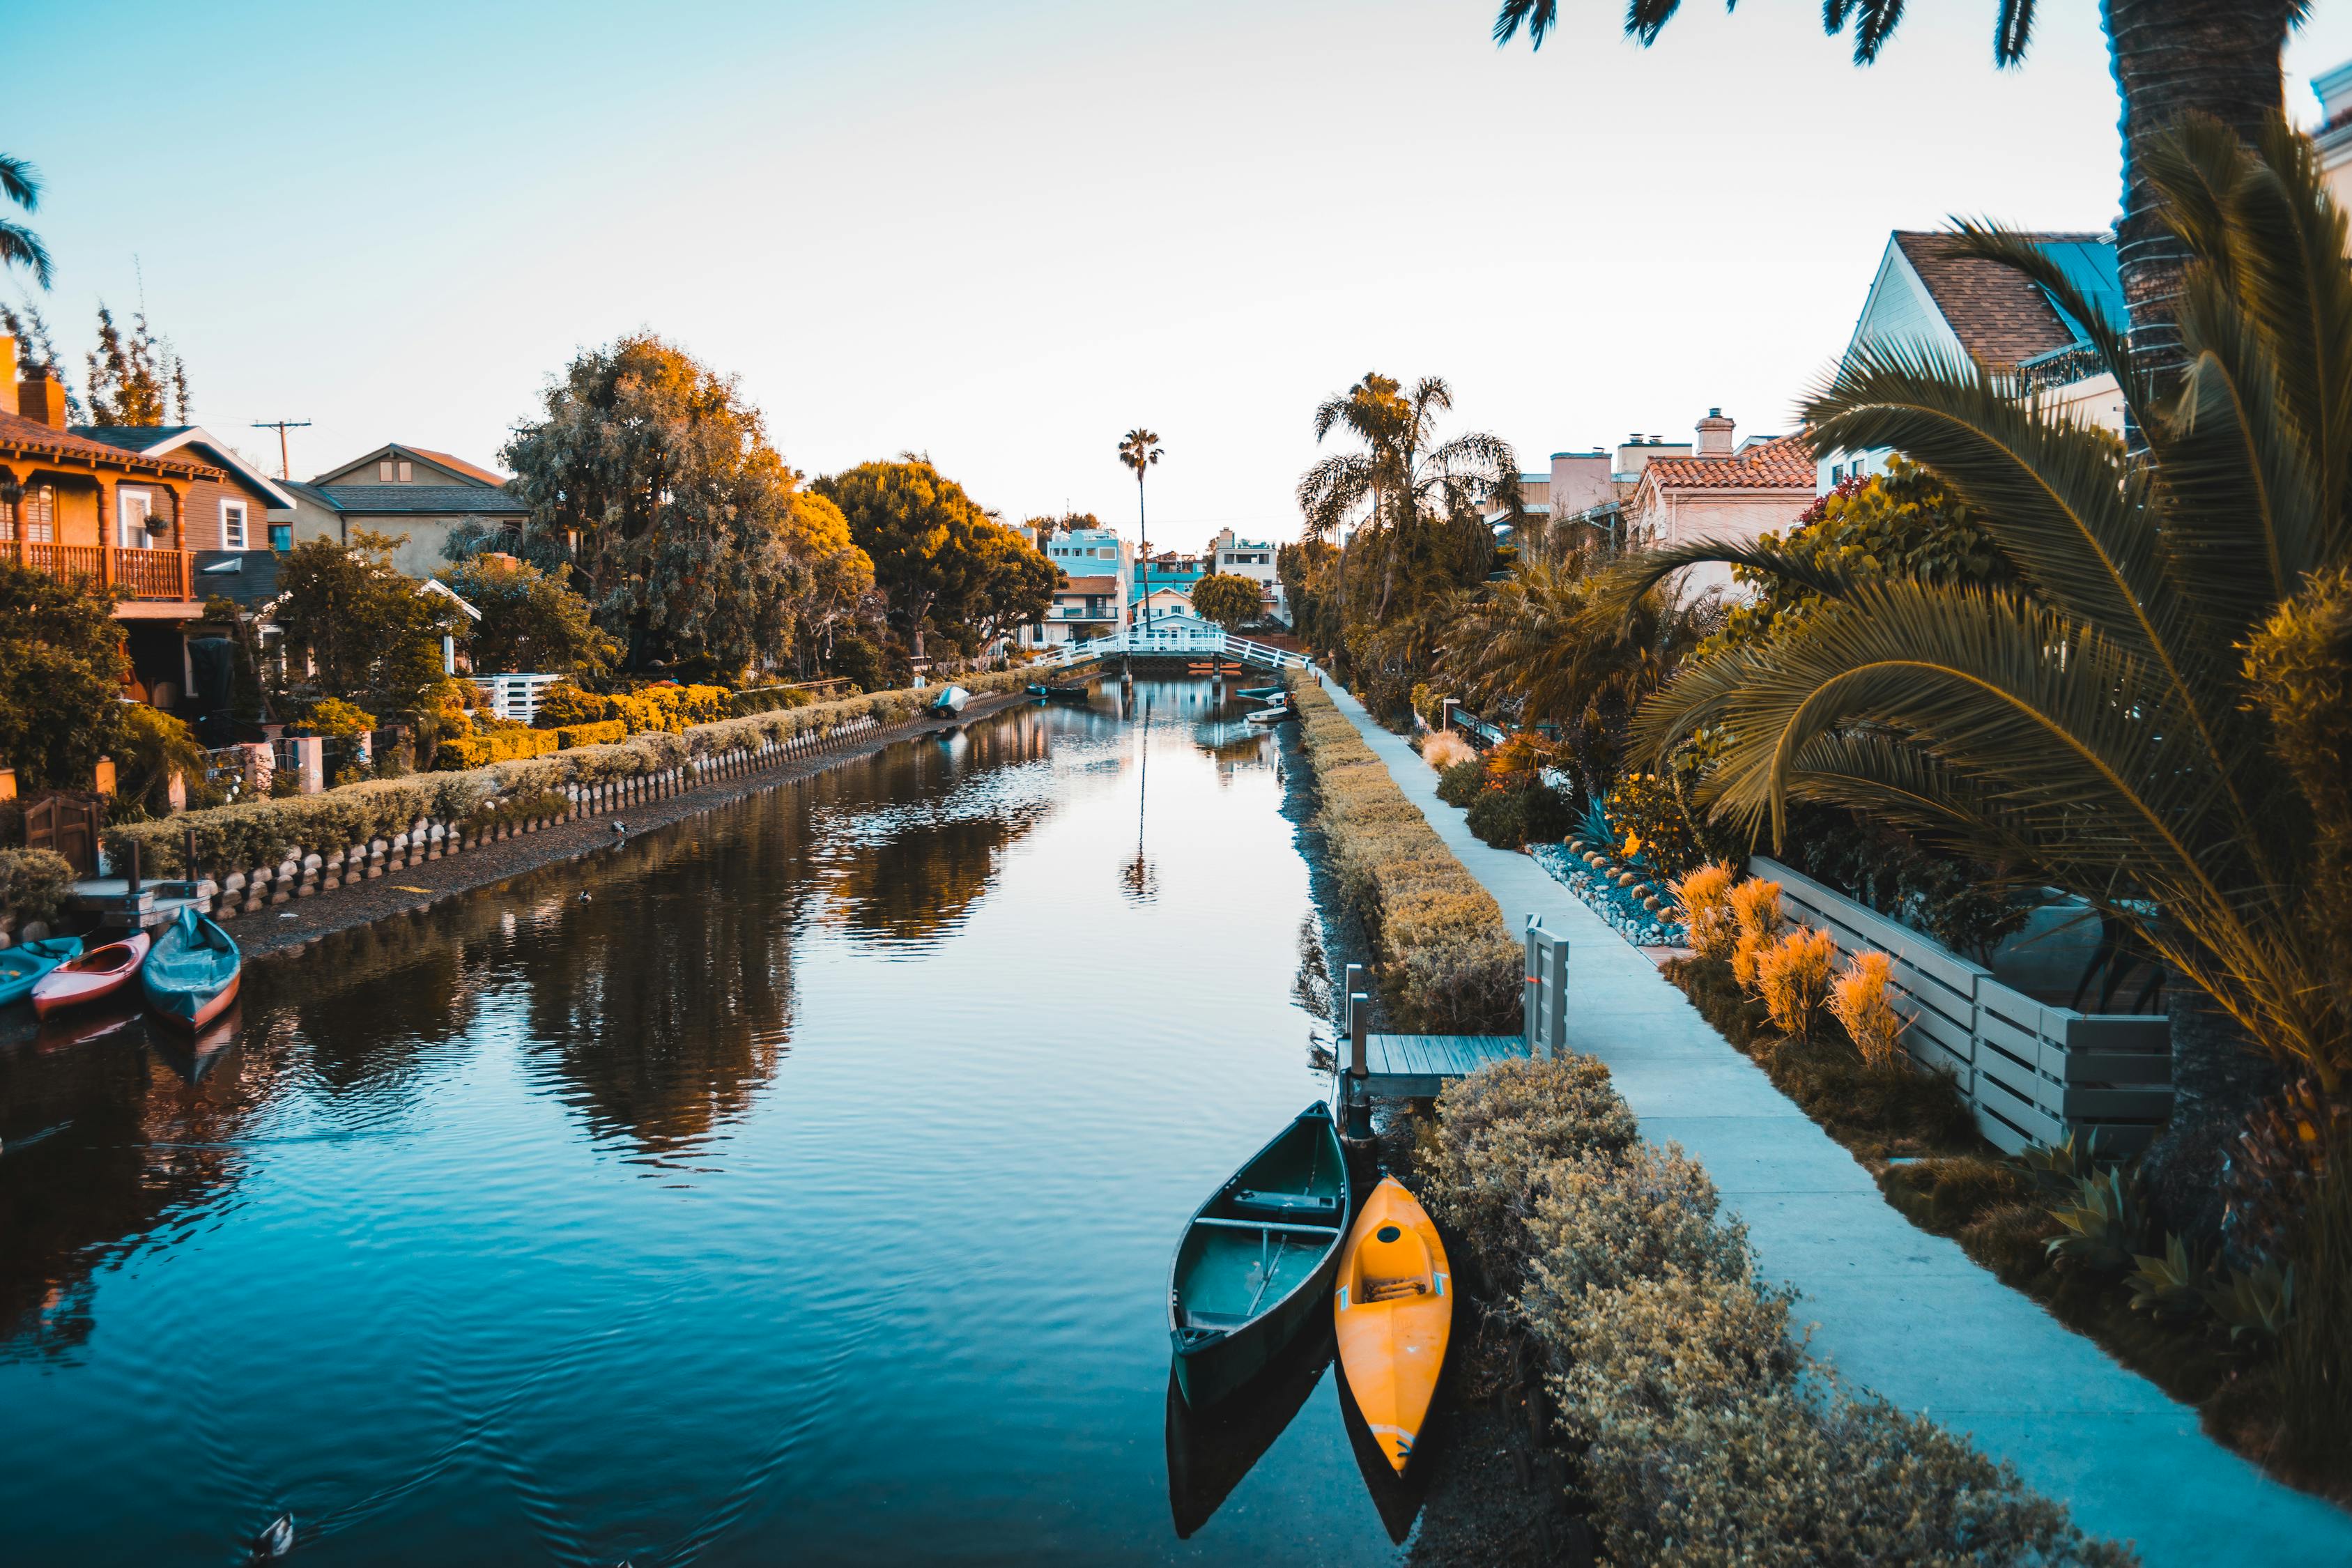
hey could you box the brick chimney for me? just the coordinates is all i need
[17,364,68,429]
[1695,407,1735,458]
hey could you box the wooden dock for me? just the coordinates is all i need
[1360,1033,1528,1097]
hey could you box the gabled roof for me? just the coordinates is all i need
[312,442,513,489]
[0,408,222,477]
[70,424,300,510]
[1056,575,1119,594]
[1891,231,2112,368]
[308,484,527,516]
[1640,434,1814,493]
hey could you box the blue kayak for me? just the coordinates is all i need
[0,936,84,1007]
[141,907,242,1032]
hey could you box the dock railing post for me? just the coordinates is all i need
[1344,987,1373,1144]
[1525,915,1567,1061]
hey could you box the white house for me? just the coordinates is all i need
[1821,230,2126,490]
[1206,528,1288,625]
[1020,524,1133,650]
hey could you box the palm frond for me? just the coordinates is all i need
[0,219,50,289]
[0,155,40,212]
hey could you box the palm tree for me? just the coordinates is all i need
[1118,428,1162,617]
[1615,117,2350,1231]
[1295,372,1519,628]
[1493,1,2309,390]
[1443,554,1721,800]
[1,155,52,288]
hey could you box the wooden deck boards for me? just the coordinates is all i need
[1358,1033,1526,1097]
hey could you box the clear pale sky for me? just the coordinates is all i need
[13,1,2352,548]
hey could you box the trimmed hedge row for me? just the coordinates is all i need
[107,670,1031,881]
[554,720,628,749]
[1286,670,1521,1033]
[1424,1057,2134,1567]
[435,727,560,769]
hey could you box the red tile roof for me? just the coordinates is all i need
[1892,231,2102,368]
[0,408,222,477]
[1640,433,1813,493]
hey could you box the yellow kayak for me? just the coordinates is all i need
[1332,1175,1452,1475]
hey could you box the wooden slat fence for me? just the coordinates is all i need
[1755,856,2172,1154]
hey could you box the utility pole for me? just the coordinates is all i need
[251,419,312,480]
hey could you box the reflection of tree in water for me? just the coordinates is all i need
[523,804,808,1155]
[0,1011,298,1360]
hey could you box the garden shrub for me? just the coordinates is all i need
[1673,861,1738,960]
[555,720,628,749]
[1422,1055,1638,1276]
[1728,877,1785,994]
[1421,729,1475,771]
[1434,756,1485,807]
[435,726,560,769]
[1288,673,1521,1031]
[1829,950,1907,1070]
[0,847,75,928]
[1756,925,1838,1043]
[1423,1056,2132,1568]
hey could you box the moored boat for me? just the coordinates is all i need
[0,936,84,1007]
[1333,1175,1453,1476]
[30,930,151,1019]
[1244,700,1293,727]
[1168,1102,1350,1409]
[141,907,243,1032]
[1236,686,1283,701]
[928,684,971,716]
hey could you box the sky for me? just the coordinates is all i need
[13,1,2352,549]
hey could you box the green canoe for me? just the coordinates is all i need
[1168,1102,1351,1408]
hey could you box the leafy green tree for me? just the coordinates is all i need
[1026,511,1104,537]
[1189,572,1261,631]
[0,559,125,789]
[949,521,1057,652]
[813,455,996,663]
[1493,0,2307,388]
[502,333,813,675]
[1118,430,1162,558]
[275,529,460,712]
[84,305,188,426]
[0,155,49,288]
[113,705,217,816]
[781,489,875,672]
[1621,118,2351,1238]
[438,555,617,679]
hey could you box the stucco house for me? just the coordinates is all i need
[1622,412,1815,598]
[284,442,525,578]
[1820,230,2126,489]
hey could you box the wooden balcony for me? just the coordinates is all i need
[15,541,195,606]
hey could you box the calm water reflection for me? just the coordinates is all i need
[0,682,1401,1566]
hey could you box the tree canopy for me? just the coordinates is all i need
[84,305,188,426]
[1189,572,1261,631]
[502,333,849,677]
[438,554,617,679]
[0,560,126,789]
[815,455,1033,661]
[275,529,461,712]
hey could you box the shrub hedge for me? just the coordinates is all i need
[554,720,628,749]
[1286,671,1521,1033]
[435,727,561,769]
[1423,1056,2135,1567]
[107,670,1031,879]
[0,847,76,930]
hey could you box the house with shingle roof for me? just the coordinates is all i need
[1821,230,2126,491]
[284,441,526,577]
[1623,410,1816,597]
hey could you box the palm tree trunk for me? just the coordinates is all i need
[2104,0,2298,394]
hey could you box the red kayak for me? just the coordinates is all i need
[30,930,152,1019]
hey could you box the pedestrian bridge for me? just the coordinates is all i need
[1039,617,1309,672]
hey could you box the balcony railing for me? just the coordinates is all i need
[15,542,194,601]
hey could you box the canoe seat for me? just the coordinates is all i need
[1231,1188,1341,1222]
[1361,1277,1429,1304]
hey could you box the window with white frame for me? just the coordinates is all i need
[118,489,153,548]
[222,498,249,549]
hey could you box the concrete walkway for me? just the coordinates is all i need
[1314,677,2352,1567]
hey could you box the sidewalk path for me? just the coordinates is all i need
[1314,675,2352,1567]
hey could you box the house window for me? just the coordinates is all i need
[119,489,153,548]
[269,522,292,551]
[398,460,413,482]
[15,484,55,543]
[222,499,249,550]
[378,459,395,481]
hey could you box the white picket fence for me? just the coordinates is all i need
[1755,856,2172,1155]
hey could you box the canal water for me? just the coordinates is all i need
[0,682,1411,1566]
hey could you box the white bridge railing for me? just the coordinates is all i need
[1040,620,1309,672]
